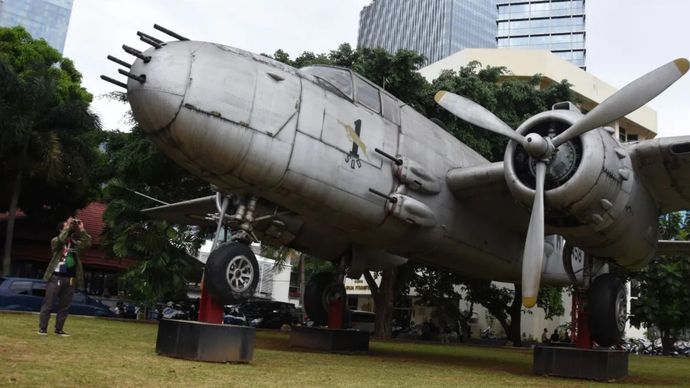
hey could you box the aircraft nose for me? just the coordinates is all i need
[124,42,194,132]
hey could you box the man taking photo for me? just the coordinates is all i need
[38,216,91,336]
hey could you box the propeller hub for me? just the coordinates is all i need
[524,133,550,159]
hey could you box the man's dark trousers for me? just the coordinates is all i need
[39,274,75,331]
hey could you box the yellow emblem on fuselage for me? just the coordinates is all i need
[338,119,368,158]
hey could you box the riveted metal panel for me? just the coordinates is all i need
[169,106,254,177]
[297,80,327,138]
[185,43,257,126]
[283,132,392,227]
[251,64,301,136]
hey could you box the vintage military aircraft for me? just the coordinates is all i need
[102,25,690,346]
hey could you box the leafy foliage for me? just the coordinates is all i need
[0,26,102,220]
[100,182,204,306]
[427,62,576,161]
[631,212,690,354]
[1,26,103,275]
[97,93,212,304]
[411,266,564,345]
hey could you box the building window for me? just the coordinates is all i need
[619,127,627,142]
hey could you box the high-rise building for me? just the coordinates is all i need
[0,0,74,53]
[496,0,586,69]
[358,0,497,65]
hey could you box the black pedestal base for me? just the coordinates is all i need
[533,345,628,381]
[156,319,255,363]
[290,326,370,353]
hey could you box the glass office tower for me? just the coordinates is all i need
[0,0,74,53]
[496,0,586,69]
[358,0,497,66]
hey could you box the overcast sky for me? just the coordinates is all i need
[63,0,689,137]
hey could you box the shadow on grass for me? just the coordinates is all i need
[255,332,532,376]
[254,330,684,385]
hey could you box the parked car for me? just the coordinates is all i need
[349,310,375,334]
[0,277,114,317]
[235,300,299,329]
[223,304,248,325]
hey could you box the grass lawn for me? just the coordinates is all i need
[1,312,688,387]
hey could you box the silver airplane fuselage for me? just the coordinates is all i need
[126,41,659,283]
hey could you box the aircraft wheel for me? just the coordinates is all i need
[304,272,345,326]
[205,242,259,304]
[588,273,626,347]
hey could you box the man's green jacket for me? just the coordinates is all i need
[42,228,92,289]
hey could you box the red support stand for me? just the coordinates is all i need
[571,291,592,348]
[198,278,224,324]
[326,298,344,329]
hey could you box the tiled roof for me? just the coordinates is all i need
[76,202,106,246]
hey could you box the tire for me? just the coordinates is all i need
[304,272,345,326]
[205,242,260,304]
[588,273,626,347]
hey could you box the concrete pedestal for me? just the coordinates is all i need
[533,345,628,381]
[290,326,369,353]
[156,319,255,363]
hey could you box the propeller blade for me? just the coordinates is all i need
[521,161,546,308]
[435,91,526,145]
[553,58,689,147]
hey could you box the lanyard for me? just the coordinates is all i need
[62,239,72,259]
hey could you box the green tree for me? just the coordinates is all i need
[410,267,564,346]
[363,264,414,338]
[631,212,690,355]
[427,62,574,161]
[101,183,203,311]
[0,26,102,275]
[98,124,212,306]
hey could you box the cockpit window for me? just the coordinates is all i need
[301,66,353,99]
[354,76,381,113]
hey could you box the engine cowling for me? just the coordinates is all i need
[504,105,658,269]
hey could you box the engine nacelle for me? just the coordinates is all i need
[504,105,658,269]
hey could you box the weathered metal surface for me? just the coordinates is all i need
[629,135,690,212]
[290,326,369,353]
[156,319,255,363]
[124,37,689,285]
[533,346,628,381]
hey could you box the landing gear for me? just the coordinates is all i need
[563,242,626,348]
[588,273,626,347]
[304,272,346,326]
[205,242,260,304]
[200,193,262,316]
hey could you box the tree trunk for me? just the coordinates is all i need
[661,329,675,356]
[363,268,398,339]
[483,286,522,346]
[458,302,474,341]
[298,253,305,308]
[2,170,22,276]
[507,286,523,347]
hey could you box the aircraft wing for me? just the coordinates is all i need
[446,161,530,232]
[629,136,690,213]
[142,195,217,226]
